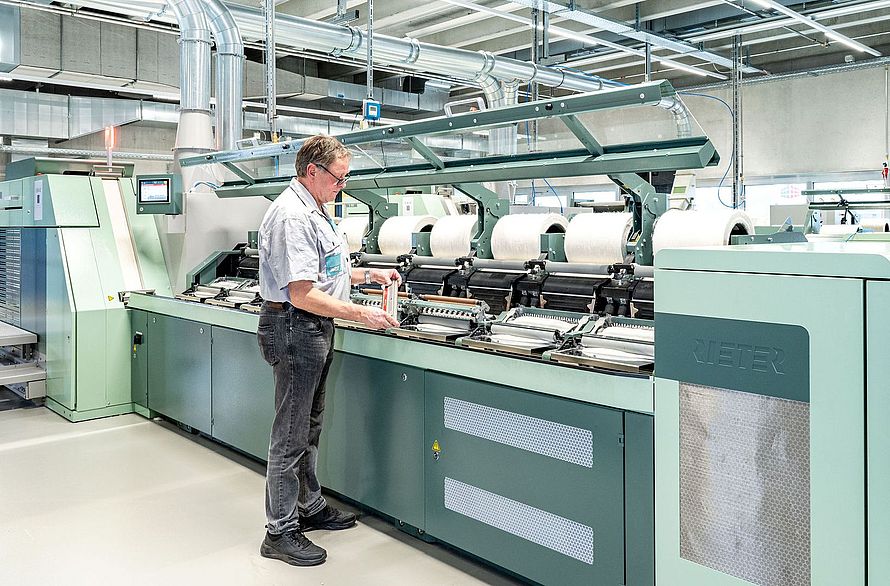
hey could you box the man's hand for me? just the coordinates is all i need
[356,305,400,329]
[369,268,402,287]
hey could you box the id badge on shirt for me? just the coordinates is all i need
[325,252,343,278]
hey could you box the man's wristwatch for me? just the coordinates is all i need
[364,269,372,285]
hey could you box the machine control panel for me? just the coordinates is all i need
[135,174,183,215]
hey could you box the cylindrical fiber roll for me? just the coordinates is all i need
[490,213,569,260]
[652,209,753,254]
[430,215,478,258]
[858,219,888,232]
[337,216,369,253]
[564,212,633,264]
[378,215,437,256]
[859,219,889,233]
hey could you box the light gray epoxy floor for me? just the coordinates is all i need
[0,408,522,586]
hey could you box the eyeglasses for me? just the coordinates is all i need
[315,163,350,186]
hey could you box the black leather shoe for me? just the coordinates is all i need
[260,530,327,566]
[300,504,357,532]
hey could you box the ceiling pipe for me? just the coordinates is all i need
[166,0,214,164]
[204,0,244,151]
[31,0,693,139]
[223,5,699,140]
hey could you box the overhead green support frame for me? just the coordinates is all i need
[562,114,604,156]
[405,137,445,170]
[180,80,680,169]
[210,139,717,200]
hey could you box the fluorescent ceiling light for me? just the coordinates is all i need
[690,0,890,43]
[438,0,724,79]
[742,0,881,56]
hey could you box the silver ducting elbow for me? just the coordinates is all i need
[502,80,521,106]
[659,96,693,139]
[203,0,244,151]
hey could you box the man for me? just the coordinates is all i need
[256,134,400,567]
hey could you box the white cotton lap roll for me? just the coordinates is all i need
[377,215,437,256]
[652,209,754,254]
[490,213,569,260]
[859,219,889,232]
[564,212,633,264]
[430,215,478,258]
[337,216,369,253]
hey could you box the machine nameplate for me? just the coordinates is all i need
[655,313,809,402]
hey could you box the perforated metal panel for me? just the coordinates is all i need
[679,382,810,586]
[443,396,593,468]
[0,229,22,326]
[444,477,594,565]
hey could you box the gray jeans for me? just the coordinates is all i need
[257,304,334,535]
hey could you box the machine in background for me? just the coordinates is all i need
[0,158,171,421]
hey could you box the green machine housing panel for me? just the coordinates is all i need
[424,372,626,586]
[318,353,426,530]
[210,326,275,460]
[654,267,865,586]
[127,302,655,585]
[146,314,212,434]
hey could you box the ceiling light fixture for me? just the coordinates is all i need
[502,0,763,73]
[743,0,881,56]
[439,0,723,79]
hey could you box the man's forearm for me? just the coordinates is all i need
[350,267,367,285]
[288,283,361,321]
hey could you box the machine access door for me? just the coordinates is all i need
[424,372,626,586]
[318,352,426,530]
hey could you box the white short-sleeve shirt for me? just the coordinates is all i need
[258,178,351,304]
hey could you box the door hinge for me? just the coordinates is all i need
[618,433,625,448]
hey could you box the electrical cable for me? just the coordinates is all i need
[679,91,737,208]
[542,178,564,213]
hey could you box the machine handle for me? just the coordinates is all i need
[443,97,486,117]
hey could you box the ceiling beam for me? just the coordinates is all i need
[501,0,763,72]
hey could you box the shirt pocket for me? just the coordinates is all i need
[317,231,343,279]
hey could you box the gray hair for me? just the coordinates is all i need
[295,135,351,177]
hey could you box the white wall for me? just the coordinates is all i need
[685,65,890,181]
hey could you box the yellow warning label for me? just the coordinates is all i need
[432,440,440,452]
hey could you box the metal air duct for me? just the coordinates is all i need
[167,0,214,162]
[204,0,244,151]
[46,1,694,139]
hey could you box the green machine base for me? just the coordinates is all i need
[127,293,655,586]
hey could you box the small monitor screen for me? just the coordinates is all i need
[138,179,170,204]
